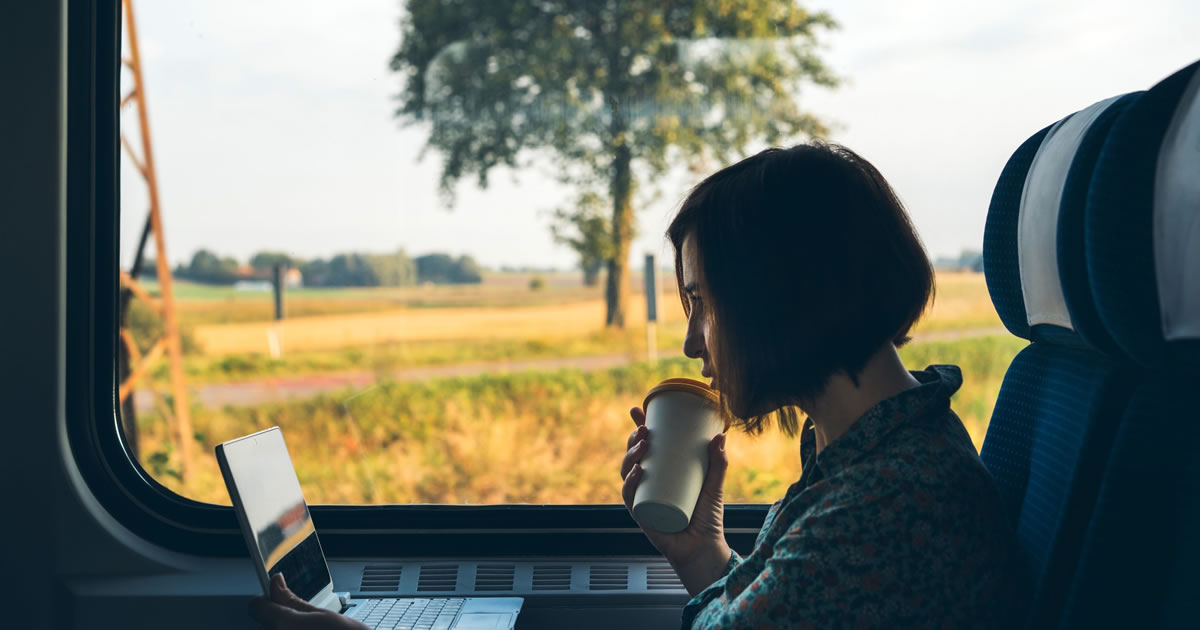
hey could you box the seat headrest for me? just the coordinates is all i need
[1087,59,1200,369]
[984,94,1139,350]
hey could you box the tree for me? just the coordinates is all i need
[959,249,985,273]
[392,0,839,326]
[415,253,484,284]
[300,253,376,287]
[135,257,158,279]
[451,255,484,284]
[297,249,419,287]
[177,249,239,284]
[364,249,418,286]
[249,251,298,271]
[551,191,612,287]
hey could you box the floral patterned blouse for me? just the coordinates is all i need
[681,365,1028,629]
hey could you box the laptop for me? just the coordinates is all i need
[216,427,523,629]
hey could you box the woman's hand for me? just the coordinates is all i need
[620,406,732,595]
[249,574,368,630]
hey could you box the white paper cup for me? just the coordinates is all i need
[632,378,726,533]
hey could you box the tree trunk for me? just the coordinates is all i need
[605,141,634,327]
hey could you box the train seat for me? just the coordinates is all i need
[978,92,1142,628]
[1059,58,1200,629]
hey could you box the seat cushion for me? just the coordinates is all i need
[1058,375,1198,628]
[979,343,1135,624]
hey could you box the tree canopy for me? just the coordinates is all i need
[174,249,239,285]
[414,253,484,284]
[249,251,298,270]
[392,0,839,325]
[300,250,418,288]
[550,191,612,287]
[167,247,484,288]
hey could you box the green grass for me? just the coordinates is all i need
[898,335,1026,443]
[138,335,1026,506]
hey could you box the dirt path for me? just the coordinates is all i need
[133,326,1010,412]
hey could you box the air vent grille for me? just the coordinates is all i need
[417,564,458,592]
[588,565,629,591]
[359,565,403,592]
[646,563,683,590]
[360,561,683,595]
[474,564,515,592]
[531,565,572,591]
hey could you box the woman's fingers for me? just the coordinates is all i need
[698,434,728,502]
[620,438,649,479]
[621,462,644,512]
[621,408,649,513]
[270,573,321,612]
[625,424,648,450]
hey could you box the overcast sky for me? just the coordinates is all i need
[120,0,1200,269]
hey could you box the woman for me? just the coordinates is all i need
[249,143,1026,629]
[620,142,1027,628]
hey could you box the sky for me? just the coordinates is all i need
[119,0,1200,270]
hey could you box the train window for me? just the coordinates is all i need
[100,0,1194,522]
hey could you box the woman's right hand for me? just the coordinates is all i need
[620,406,732,595]
[249,574,369,630]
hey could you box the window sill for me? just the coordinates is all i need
[63,557,690,630]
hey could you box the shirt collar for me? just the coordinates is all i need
[799,364,963,478]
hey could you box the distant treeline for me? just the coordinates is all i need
[933,249,984,273]
[141,249,483,287]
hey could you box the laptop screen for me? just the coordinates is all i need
[220,428,332,601]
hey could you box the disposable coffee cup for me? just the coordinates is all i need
[632,378,727,533]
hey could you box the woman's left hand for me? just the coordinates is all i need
[249,574,368,630]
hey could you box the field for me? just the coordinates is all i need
[190,294,678,356]
[130,271,1016,506]
[146,271,1000,385]
[144,272,633,325]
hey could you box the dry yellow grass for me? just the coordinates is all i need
[194,295,685,356]
[192,272,996,357]
[915,272,1003,333]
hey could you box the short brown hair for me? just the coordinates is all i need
[667,142,933,436]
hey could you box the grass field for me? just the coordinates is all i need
[917,272,1004,333]
[145,272,1000,385]
[190,294,682,356]
[130,270,1014,506]
[146,272,644,326]
[136,336,1026,506]
[162,328,688,385]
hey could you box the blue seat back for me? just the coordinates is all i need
[979,93,1142,627]
[1060,59,1200,629]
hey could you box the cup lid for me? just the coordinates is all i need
[643,378,726,430]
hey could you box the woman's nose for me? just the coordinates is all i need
[683,326,705,359]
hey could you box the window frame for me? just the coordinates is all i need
[64,0,770,558]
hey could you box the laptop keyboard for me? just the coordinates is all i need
[347,597,465,630]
